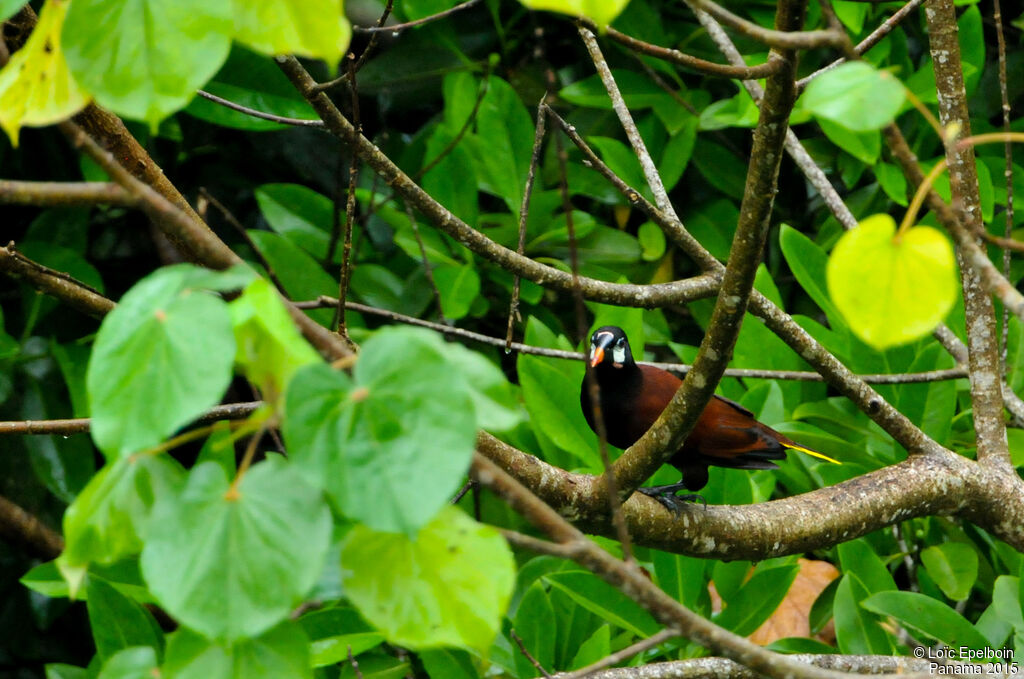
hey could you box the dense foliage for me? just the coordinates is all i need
[1,0,1023,678]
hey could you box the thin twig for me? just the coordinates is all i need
[294,296,970,383]
[0,494,64,559]
[686,0,845,49]
[405,204,447,324]
[416,67,490,180]
[600,24,781,79]
[198,188,289,294]
[195,89,323,127]
[0,180,137,207]
[0,241,114,317]
[557,628,681,679]
[354,0,482,33]
[510,629,554,679]
[507,97,548,352]
[334,55,362,347]
[0,401,263,436]
[796,0,927,89]
[993,0,1014,375]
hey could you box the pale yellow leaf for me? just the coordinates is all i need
[0,0,89,146]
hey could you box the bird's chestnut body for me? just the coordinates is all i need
[581,326,835,499]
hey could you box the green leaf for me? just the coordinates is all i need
[827,214,957,350]
[513,583,557,678]
[713,564,800,636]
[87,265,240,458]
[803,62,905,131]
[340,506,515,652]
[838,539,897,594]
[652,550,709,614]
[229,278,320,404]
[876,162,908,206]
[433,265,481,321]
[0,0,89,145]
[544,571,660,638]
[442,342,522,432]
[833,574,892,655]
[298,607,385,667]
[779,225,846,330]
[284,327,478,534]
[516,0,630,27]
[183,45,318,131]
[638,221,666,261]
[163,623,312,679]
[423,125,479,226]
[569,625,611,670]
[58,455,185,593]
[246,230,337,327]
[862,591,991,650]
[818,118,880,164]
[255,183,335,261]
[0,0,24,22]
[63,0,232,128]
[140,459,332,641]
[44,664,90,679]
[921,543,979,601]
[471,76,535,213]
[86,577,163,662]
[95,647,158,679]
[420,649,479,679]
[233,0,351,64]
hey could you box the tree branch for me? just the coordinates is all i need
[0,180,137,207]
[472,452,933,679]
[925,0,1011,471]
[686,0,846,49]
[0,241,115,318]
[275,55,724,309]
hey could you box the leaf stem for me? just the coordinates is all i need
[897,131,1024,240]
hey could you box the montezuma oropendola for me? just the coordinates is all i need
[580,326,838,509]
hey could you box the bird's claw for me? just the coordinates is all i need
[637,485,707,515]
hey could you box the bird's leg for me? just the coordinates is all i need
[637,483,707,514]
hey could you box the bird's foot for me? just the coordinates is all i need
[637,484,707,514]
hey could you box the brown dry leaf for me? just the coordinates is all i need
[708,559,839,645]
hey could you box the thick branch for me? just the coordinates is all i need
[477,432,993,558]
[472,453,932,679]
[56,121,352,360]
[569,655,955,679]
[925,0,1011,470]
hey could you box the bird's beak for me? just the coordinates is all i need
[589,346,604,367]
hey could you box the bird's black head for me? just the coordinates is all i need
[589,326,634,369]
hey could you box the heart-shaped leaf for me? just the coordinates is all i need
[826,214,957,350]
[340,506,515,652]
[283,327,479,534]
[141,459,332,641]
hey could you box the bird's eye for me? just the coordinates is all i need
[616,338,625,346]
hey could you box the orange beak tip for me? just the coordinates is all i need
[590,347,604,367]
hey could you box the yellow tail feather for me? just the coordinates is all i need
[784,443,841,465]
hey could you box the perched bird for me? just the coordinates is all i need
[580,326,838,509]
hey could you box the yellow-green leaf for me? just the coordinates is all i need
[234,0,351,65]
[826,214,957,350]
[0,0,89,145]
[516,0,630,29]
